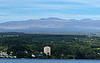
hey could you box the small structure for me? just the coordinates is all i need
[32,54,35,57]
[44,46,51,56]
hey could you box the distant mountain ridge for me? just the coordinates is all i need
[0,17,100,33]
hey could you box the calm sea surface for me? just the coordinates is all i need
[0,59,100,63]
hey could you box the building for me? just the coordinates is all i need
[44,46,51,56]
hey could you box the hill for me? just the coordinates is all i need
[0,17,100,33]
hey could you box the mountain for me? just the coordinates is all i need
[0,17,100,33]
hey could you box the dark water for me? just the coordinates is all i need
[0,59,100,63]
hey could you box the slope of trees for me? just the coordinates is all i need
[0,33,100,59]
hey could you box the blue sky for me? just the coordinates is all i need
[1,0,100,23]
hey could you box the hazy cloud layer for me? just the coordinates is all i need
[75,26,100,30]
[0,0,100,23]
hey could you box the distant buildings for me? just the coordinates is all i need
[0,46,51,58]
[0,51,16,58]
[0,51,8,58]
[44,46,51,56]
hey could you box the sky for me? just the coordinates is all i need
[1,0,100,23]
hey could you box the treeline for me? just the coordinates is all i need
[0,32,100,59]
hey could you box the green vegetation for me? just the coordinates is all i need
[0,32,100,59]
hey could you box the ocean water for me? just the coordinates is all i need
[0,59,100,63]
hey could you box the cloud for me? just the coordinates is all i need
[75,26,100,30]
[0,0,100,23]
[0,24,64,29]
[65,0,100,8]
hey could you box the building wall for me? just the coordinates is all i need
[44,46,51,56]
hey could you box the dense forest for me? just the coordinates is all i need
[0,32,100,59]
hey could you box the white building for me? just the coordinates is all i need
[44,46,51,56]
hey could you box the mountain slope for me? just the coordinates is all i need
[0,17,100,33]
